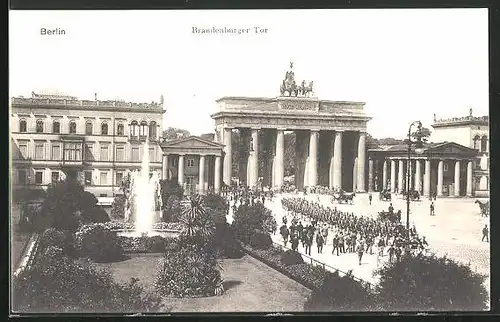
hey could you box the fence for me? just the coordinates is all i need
[271,240,372,289]
[13,234,40,278]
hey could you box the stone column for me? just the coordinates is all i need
[423,160,431,196]
[390,159,396,192]
[356,132,366,192]
[466,160,473,197]
[162,154,169,180]
[437,160,443,196]
[332,131,343,189]
[249,128,259,188]
[414,159,421,192]
[178,155,185,186]
[352,157,357,192]
[368,159,374,192]
[275,129,285,188]
[309,130,319,187]
[214,155,221,194]
[199,155,205,194]
[454,160,461,196]
[398,159,404,193]
[382,160,388,189]
[223,128,233,186]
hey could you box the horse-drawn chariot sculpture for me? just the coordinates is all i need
[379,189,392,201]
[279,62,315,97]
[331,190,356,204]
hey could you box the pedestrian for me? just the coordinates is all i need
[430,201,435,216]
[316,232,324,254]
[482,225,489,242]
[305,230,313,255]
[377,236,385,256]
[321,224,329,243]
[262,195,265,204]
[368,193,372,205]
[395,246,402,262]
[356,242,364,266]
[388,203,394,214]
[291,236,299,251]
[280,224,289,247]
[332,234,340,256]
[388,244,395,263]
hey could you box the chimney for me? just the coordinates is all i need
[469,108,473,117]
[95,93,98,101]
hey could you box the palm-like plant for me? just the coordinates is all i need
[179,194,215,248]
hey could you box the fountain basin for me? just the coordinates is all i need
[113,229,181,238]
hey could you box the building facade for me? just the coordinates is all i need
[11,92,166,197]
[430,111,489,197]
[159,136,224,195]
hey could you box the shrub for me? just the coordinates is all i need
[145,236,168,253]
[12,246,163,313]
[39,228,66,250]
[248,232,273,250]
[280,249,304,266]
[160,178,184,207]
[155,247,223,298]
[74,224,124,262]
[202,194,229,218]
[110,194,126,219]
[162,195,182,222]
[373,253,489,311]
[82,207,111,223]
[213,223,243,259]
[232,203,275,244]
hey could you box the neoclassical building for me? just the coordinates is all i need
[10,92,165,197]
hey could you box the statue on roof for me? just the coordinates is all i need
[160,94,164,106]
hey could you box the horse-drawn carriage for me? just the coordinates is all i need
[331,190,356,204]
[378,210,402,223]
[379,190,392,201]
[403,189,420,201]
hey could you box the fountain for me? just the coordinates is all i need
[116,138,178,238]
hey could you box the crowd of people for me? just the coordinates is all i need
[279,197,429,265]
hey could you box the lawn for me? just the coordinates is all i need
[90,254,312,312]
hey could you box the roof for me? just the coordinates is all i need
[368,141,478,156]
[159,135,224,149]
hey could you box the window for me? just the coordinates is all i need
[149,121,157,139]
[19,143,28,158]
[85,121,93,135]
[130,121,139,137]
[53,121,60,133]
[18,170,26,184]
[131,147,139,161]
[36,119,44,133]
[35,171,43,184]
[100,172,108,185]
[19,119,27,132]
[481,136,488,152]
[187,158,195,167]
[149,147,155,162]
[51,144,60,160]
[100,145,109,161]
[116,146,124,161]
[35,143,44,160]
[85,171,92,186]
[101,122,108,135]
[117,123,124,135]
[140,121,148,137]
[51,171,59,183]
[116,172,123,185]
[64,142,82,161]
[85,145,94,161]
[69,121,77,134]
[443,163,448,172]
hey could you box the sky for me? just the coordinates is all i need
[9,9,489,139]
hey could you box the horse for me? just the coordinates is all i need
[379,190,392,201]
[475,200,490,217]
[304,81,314,97]
[403,190,420,201]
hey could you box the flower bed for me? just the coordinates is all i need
[118,235,178,253]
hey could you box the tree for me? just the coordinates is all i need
[160,178,184,204]
[162,127,190,140]
[200,133,215,141]
[178,195,216,250]
[374,253,488,311]
[412,126,432,143]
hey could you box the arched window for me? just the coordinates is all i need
[19,119,27,133]
[149,121,157,139]
[473,135,480,150]
[117,123,124,136]
[36,119,44,133]
[481,135,488,152]
[53,120,60,133]
[139,121,148,137]
[69,121,77,134]
[101,122,108,135]
[130,121,139,137]
[85,121,93,135]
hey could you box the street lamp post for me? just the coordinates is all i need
[406,121,424,254]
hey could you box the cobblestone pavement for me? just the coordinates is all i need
[228,192,490,294]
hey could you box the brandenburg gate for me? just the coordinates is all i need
[211,63,371,192]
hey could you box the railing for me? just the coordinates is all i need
[271,240,372,289]
[434,115,489,124]
[13,233,40,278]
